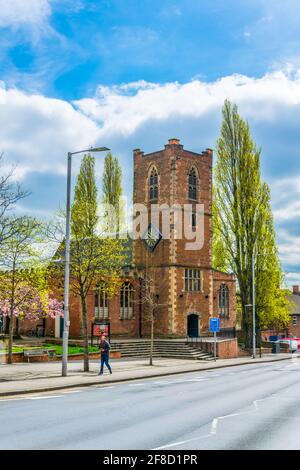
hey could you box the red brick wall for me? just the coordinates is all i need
[217,339,238,358]
[212,270,236,331]
[17,317,55,337]
[67,277,140,339]
[195,338,238,358]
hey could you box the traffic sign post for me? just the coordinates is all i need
[214,331,217,361]
[209,318,221,362]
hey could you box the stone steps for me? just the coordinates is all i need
[110,340,214,361]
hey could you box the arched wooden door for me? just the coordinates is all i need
[187,313,199,337]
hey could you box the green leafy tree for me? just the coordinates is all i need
[254,195,291,335]
[68,154,125,371]
[102,152,124,234]
[213,100,290,347]
[212,190,230,273]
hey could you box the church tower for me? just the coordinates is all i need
[133,138,214,337]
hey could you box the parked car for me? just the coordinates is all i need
[279,338,300,352]
[293,338,300,351]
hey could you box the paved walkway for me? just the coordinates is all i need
[0,354,294,397]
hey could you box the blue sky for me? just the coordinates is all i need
[3,0,300,97]
[0,0,300,285]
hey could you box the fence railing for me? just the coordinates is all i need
[217,327,236,339]
[186,327,236,343]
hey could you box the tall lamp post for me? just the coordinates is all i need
[245,251,257,359]
[249,251,275,360]
[245,252,257,359]
[62,146,109,377]
[252,250,256,359]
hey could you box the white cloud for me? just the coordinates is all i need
[273,176,300,222]
[274,201,300,223]
[1,68,300,284]
[0,0,51,28]
[74,69,300,138]
[0,87,100,177]
[277,229,300,267]
[3,68,300,184]
[285,272,300,287]
[2,67,300,182]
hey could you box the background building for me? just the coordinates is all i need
[288,285,300,337]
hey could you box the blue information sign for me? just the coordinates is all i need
[209,317,221,333]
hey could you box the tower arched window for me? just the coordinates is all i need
[149,167,158,201]
[120,282,134,319]
[95,283,109,319]
[219,284,229,318]
[188,167,197,200]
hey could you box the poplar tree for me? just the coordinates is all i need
[102,152,124,234]
[69,154,125,371]
[212,190,230,273]
[213,100,290,347]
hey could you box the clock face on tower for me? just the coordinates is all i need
[142,223,162,252]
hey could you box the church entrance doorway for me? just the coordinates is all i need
[187,313,199,337]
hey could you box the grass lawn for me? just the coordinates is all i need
[6,344,100,355]
[42,343,99,355]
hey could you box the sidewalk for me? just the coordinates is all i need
[0,354,294,397]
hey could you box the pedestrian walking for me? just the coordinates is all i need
[98,334,112,375]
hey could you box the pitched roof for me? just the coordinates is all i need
[52,235,133,267]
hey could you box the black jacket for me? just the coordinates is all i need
[100,340,110,355]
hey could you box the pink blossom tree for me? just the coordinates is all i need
[0,282,64,363]
[0,216,63,363]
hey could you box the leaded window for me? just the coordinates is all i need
[149,167,158,201]
[120,282,134,319]
[184,269,201,292]
[219,284,229,318]
[94,283,109,319]
[188,167,197,200]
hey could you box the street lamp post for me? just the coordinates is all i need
[245,252,258,359]
[62,146,109,377]
[250,251,275,360]
[252,251,256,359]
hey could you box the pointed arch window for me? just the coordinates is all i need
[219,284,229,318]
[188,167,197,200]
[149,167,158,201]
[120,282,134,319]
[95,283,109,319]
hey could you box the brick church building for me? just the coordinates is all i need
[47,138,236,340]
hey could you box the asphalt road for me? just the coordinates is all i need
[1,360,300,450]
